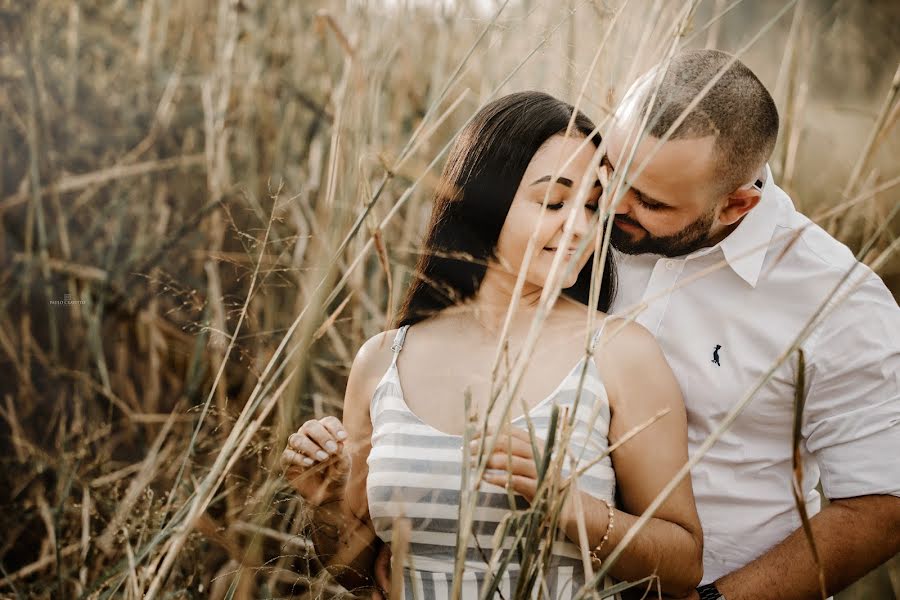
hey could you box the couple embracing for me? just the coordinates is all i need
[282,50,900,600]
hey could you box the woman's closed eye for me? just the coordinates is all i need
[545,200,601,212]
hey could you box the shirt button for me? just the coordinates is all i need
[666,260,677,270]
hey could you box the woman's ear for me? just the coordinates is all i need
[718,186,762,226]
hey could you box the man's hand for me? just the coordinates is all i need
[623,585,698,600]
[372,542,392,599]
[663,590,699,600]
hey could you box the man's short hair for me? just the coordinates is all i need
[626,49,779,196]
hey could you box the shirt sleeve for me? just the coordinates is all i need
[802,270,900,500]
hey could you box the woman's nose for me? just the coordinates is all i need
[572,200,591,236]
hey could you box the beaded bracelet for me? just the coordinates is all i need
[589,499,615,564]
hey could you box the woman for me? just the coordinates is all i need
[281,91,702,598]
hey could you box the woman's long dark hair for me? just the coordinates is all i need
[397,91,616,327]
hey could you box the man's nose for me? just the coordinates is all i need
[613,192,632,217]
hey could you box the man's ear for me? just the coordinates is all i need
[718,186,761,226]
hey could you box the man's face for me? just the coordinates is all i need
[605,123,724,257]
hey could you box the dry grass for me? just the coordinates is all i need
[0,0,898,598]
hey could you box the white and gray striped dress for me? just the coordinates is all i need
[366,323,617,599]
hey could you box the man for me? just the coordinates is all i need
[605,49,900,599]
[370,50,900,599]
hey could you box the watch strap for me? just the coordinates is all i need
[697,583,724,600]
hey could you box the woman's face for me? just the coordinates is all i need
[494,134,602,291]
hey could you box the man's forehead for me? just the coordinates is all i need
[613,68,659,126]
[607,121,717,166]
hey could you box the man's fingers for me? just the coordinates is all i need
[373,543,392,595]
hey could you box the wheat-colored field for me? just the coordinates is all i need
[0,0,898,598]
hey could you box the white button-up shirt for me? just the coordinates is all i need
[610,166,900,584]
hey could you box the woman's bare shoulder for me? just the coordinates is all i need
[342,329,399,420]
[592,315,666,373]
[595,314,656,346]
[354,329,399,379]
[593,314,684,415]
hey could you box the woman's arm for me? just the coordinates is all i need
[476,322,702,596]
[282,333,393,594]
[586,321,703,596]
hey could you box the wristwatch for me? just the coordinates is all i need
[696,583,725,600]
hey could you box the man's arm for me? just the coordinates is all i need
[713,494,900,600]
[309,501,384,592]
[706,272,899,599]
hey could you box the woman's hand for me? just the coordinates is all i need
[469,426,544,503]
[281,416,350,506]
[470,425,580,523]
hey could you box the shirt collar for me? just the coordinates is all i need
[706,163,779,288]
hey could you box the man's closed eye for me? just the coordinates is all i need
[635,191,669,211]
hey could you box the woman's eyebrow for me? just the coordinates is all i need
[530,175,601,187]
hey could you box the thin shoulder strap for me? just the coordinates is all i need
[390,325,410,366]
[589,317,610,353]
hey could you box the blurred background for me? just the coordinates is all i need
[0,0,897,597]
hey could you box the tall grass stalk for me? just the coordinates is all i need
[0,1,897,598]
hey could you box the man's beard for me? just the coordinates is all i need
[610,205,717,257]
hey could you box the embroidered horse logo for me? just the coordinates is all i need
[712,345,722,366]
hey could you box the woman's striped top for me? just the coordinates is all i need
[366,323,617,599]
